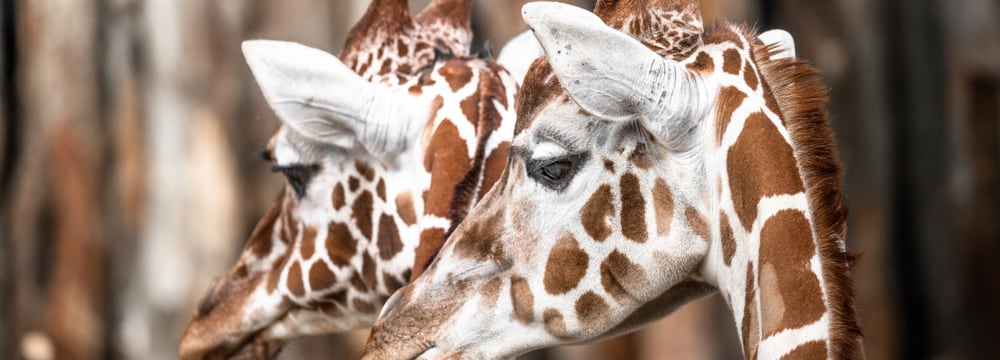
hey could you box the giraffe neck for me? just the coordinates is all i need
[702,26,861,359]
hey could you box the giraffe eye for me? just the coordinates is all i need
[527,152,589,191]
[272,164,320,199]
[539,160,573,181]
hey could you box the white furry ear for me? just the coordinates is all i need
[521,2,710,149]
[758,29,796,60]
[242,40,425,157]
[497,30,544,84]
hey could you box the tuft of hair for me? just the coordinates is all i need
[745,25,864,359]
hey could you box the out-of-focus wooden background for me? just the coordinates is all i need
[1,0,998,359]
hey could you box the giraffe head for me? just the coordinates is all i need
[364,1,861,359]
[178,0,525,358]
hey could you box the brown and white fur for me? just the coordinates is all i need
[364,1,863,359]
[177,0,538,358]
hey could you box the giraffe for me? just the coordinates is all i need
[363,1,863,359]
[177,0,532,358]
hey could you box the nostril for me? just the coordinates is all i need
[379,289,404,318]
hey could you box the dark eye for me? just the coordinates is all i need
[539,160,573,181]
[272,164,320,199]
[527,152,589,191]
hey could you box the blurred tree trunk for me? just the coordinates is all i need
[0,1,13,357]
[940,0,1000,357]
[10,0,107,359]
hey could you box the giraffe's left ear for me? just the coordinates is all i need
[497,30,544,84]
[242,40,426,157]
[522,2,711,149]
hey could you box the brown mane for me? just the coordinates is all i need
[745,26,864,359]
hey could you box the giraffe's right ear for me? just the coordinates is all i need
[521,2,711,149]
[242,40,427,157]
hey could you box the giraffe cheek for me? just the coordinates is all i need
[542,233,589,295]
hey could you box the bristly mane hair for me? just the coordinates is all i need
[743,25,865,360]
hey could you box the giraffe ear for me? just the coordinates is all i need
[497,30,544,84]
[758,29,796,60]
[242,40,426,157]
[522,2,710,148]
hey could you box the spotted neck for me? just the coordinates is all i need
[698,26,862,359]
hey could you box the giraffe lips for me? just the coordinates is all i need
[413,346,442,360]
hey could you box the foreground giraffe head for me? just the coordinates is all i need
[177,0,533,358]
[364,1,862,359]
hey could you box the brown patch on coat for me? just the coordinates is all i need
[603,158,615,173]
[361,252,378,289]
[742,263,759,360]
[460,90,481,127]
[544,309,572,339]
[376,179,386,201]
[248,196,282,257]
[716,86,748,144]
[723,48,742,75]
[439,60,473,92]
[581,184,615,242]
[286,262,305,297]
[377,214,403,260]
[309,262,336,291]
[744,61,759,90]
[652,179,674,237]
[687,51,714,73]
[480,277,503,308]
[685,207,710,241]
[619,173,648,242]
[332,183,346,210]
[543,233,590,295]
[478,141,510,201]
[781,340,828,359]
[356,162,376,182]
[510,275,535,323]
[411,228,444,280]
[326,222,356,267]
[575,291,610,326]
[759,210,825,337]
[299,226,318,260]
[600,250,645,303]
[514,59,563,136]
[727,112,805,231]
[352,191,375,239]
[395,192,417,226]
[628,144,652,170]
[423,120,471,217]
[350,272,367,292]
[382,272,405,293]
[348,177,360,192]
[704,27,742,46]
[352,298,377,314]
[452,205,504,260]
[720,212,737,266]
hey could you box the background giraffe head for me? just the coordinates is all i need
[364,0,861,359]
[177,0,530,358]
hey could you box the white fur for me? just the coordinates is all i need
[758,29,796,60]
[242,40,428,157]
[497,30,544,84]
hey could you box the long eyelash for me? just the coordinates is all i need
[258,149,274,162]
[271,164,320,198]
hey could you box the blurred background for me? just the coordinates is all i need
[0,0,998,359]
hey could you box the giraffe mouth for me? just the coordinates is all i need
[412,346,441,360]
